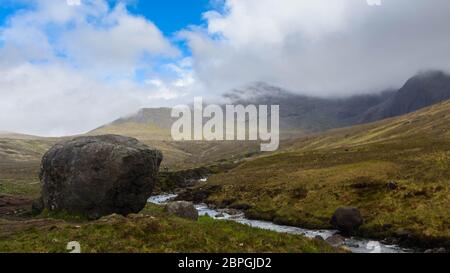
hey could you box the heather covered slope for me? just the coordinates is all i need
[181,101,450,249]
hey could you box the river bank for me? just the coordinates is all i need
[149,193,413,253]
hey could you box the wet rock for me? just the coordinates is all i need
[215,213,225,218]
[165,201,199,221]
[330,207,364,235]
[223,209,242,215]
[315,235,325,241]
[345,242,360,248]
[326,234,346,247]
[39,135,162,220]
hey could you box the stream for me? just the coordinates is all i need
[148,193,413,253]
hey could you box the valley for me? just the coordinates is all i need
[180,101,450,250]
[1,72,450,253]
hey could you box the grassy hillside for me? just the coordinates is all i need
[182,101,450,249]
[0,138,56,198]
[0,134,334,253]
[0,138,54,163]
[90,118,261,170]
[0,203,340,253]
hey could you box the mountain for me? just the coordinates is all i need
[5,70,450,169]
[89,108,260,169]
[361,71,450,122]
[83,70,450,168]
[0,131,45,140]
[91,70,450,141]
[183,99,450,249]
[227,83,395,137]
[91,108,174,141]
[229,71,450,135]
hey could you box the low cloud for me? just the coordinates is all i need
[0,0,190,136]
[2,0,450,135]
[185,0,450,96]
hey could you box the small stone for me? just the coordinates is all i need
[215,213,225,218]
[315,235,324,241]
[165,201,199,221]
[326,234,346,247]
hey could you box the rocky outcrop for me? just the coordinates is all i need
[165,201,198,221]
[331,207,364,235]
[37,135,162,220]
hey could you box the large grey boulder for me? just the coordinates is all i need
[37,135,162,219]
[165,201,199,221]
[331,207,364,235]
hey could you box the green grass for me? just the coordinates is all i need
[0,162,42,198]
[0,204,340,253]
[37,209,89,222]
[194,139,450,248]
[183,102,450,249]
[3,101,450,251]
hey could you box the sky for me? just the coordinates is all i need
[1,0,450,136]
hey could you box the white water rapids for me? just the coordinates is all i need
[148,194,413,253]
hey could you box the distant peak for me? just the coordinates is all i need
[413,70,449,80]
[223,82,294,102]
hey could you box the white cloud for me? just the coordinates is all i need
[60,4,179,74]
[0,64,145,136]
[0,61,200,136]
[185,0,450,96]
[67,0,81,6]
[3,0,450,135]
[0,0,189,136]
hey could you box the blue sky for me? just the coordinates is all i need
[117,0,211,35]
[0,0,219,136]
[1,0,450,136]
[0,0,212,60]
[0,2,24,25]
[0,0,211,35]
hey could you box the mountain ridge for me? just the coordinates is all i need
[97,70,450,140]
